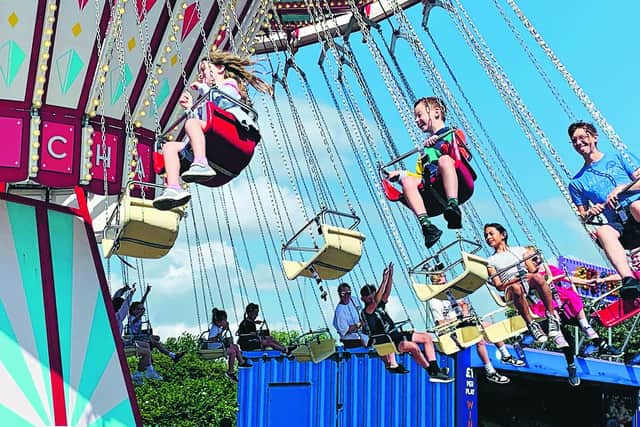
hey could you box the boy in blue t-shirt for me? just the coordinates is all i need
[568,121,640,300]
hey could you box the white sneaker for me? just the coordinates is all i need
[153,187,191,211]
[144,367,164,381]
[582,326,598,340]
[181,162,216,183]
[553,334,569,349]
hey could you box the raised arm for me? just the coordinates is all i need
[139,285,152,305]
[380,262,394,303]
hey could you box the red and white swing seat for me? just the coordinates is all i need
[154,101,260,187]
[381,129,476,216]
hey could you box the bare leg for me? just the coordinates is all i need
[398,341,429,369]
[476,340,490,365]
[261,337,286,352]
[506,284,533,324]
[408,331,436,361]
[149,336,168,355]
[184,118,208,160]
[527,274,557,317]
[162,141,186,187]
[400,175,427,216]
[227,345,238,372]
[596,225,634,277]
[438,155,458,199]
[136,341,152,371]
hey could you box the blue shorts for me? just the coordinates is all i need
[604,203,640,249]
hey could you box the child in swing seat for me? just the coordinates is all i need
[386,97,471,249]
[153,49,272,211]
[208,308,252,383]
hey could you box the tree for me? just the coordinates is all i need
[129,333,237,427]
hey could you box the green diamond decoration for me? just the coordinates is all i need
[55,49,84,94]
[155,78,170,107]
[109,63,132,104]
[0,40,26,86]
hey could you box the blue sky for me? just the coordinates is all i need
[106,1,640,340]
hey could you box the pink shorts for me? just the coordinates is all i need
[530,285,584,319]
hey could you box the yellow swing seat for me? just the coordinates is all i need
[412,252,489,302]
[103,181,186,259]
[370,320,413,357]
[290,329,336,363]
[282,210,365,281]
[482,313,528,343]
[434,322,484,355]
[372,335,398,357]
[196,330,228,360]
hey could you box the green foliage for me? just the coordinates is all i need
[593,317,640,355]
[130,332,237,427]
[270,329,300,346]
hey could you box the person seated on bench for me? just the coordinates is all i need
[237,303,287,353]
[333,282,408,374]
[208,308,252,383]
[360,262,453,383]
[429,274,524,385]
[567,121,640,301]
[484,223,567,348]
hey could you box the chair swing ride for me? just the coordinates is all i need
[0,0,640,425]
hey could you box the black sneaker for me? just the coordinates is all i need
[547,315,561,338]
[388,364,409,374]
[443,204,462,229]
[225,371,239,383]
[620,276,640,300]
[422,223,443,248]
[500,355,526,367]
[567,364,580,387]
[486,371,510,385]
[172,351,186,363]
[599,341,623,357]
[528,322,548,344]
[429,367,454,383]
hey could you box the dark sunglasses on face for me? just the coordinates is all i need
[339,291,351,296]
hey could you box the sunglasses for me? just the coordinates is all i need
[339,291,351,296]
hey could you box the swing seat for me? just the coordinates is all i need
[102,191,186,259]
[482,315,528,343]
[290,330,336,363]
[178,101,260,188]
[412,252,489,301]
[196,331,227,360]
[592,297,640,328]
[282,224,366,280]
[434,324,484,355]
[372,335,398,357]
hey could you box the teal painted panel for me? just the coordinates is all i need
[46,210,75,415]
[71,294,119,425]
[87,399,136,427]
[0,302,50,425]
[0,401,35,427]
[6,202,52,423]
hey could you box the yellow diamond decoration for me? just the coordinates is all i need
[127,37,136,51]
[71,22,82,37]
[170,55,177,66]
[8,12,18,27]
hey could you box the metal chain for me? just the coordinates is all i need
[184,217,203,332]
[245,166,293,334]
[422,27,559,254]
[506,0,636,170]
[491,0,574,120]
